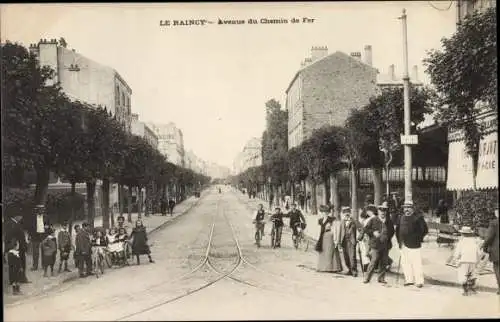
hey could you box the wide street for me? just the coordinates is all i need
[3,186,499,321]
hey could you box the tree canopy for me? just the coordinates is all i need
[424,6,497,188]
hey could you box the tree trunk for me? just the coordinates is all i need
[86,180,96,229]
[102,178,110,229]
[119,184,124,216]
[351,166,359,220]
[137,186,143,218]
[311,180,318,215]
[291,181,295,204]
[372,167,383,206]
[330,172,340,218]
[127,186,133,223]
[69,181,76,238]
[324,176,330,206]
[302,180,307,212]
[34,165,50,206]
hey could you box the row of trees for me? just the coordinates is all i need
[232,84,436,218]
[2,41,210,229]
[231,7,497,219]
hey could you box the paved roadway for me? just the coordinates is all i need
[4,186,500,321]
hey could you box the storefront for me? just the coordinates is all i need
[447,111,498,193]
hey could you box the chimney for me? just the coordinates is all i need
[389,64,395,80]
[363,45,372,66]
[350,52,361,60]
[303,57,313,66]
[311,46,328,61]
[131,113,139,122]
[412,65,419,83]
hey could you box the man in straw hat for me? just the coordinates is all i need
[341,206,358,277]
[395,200,428,288]
[453,226,481,295]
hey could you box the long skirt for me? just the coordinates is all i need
[317,231,334,272]
[358,237,370,267]
[332,245,343,273]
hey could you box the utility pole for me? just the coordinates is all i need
[399,8,418,203]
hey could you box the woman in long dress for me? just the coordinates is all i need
[330,213,345,273]
[358,212,371,272]
[316,207,335,272]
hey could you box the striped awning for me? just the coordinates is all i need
[446,131,498,191]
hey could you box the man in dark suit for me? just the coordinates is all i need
[4,215,30,283]
[359,205,395,284]
[341,207,358,277]
[75,222,92,277]
[482,206,499,295]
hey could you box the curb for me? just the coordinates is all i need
[148,194,205,236]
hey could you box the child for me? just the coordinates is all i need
[57,222,72,273]
[453,226,482,295]
[7,240,23,295]
[270,207,284,247]
[41,228,57,277]
[73,224,81,269]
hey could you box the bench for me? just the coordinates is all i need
[427,222,460,246]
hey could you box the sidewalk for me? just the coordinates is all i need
[3,194,202,304]
[233,188,498,292]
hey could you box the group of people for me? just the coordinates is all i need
[254,203,307,248]
[4,213,155,296]
[160,198,176,216]
[253,192,500,296]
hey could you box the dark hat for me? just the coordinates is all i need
[366,205,378,215]
[319,205,331,212]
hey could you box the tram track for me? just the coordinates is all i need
[116,190,333,321]
[116,196,246,320]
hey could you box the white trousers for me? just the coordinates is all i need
[401,245,424,285]
[457,262,477,284]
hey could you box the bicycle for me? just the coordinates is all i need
[92,247,106,278]
[292,222,309,251]
[254,221,265,248]
[270,220,282,249]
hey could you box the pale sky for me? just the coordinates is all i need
[1,2,457,169]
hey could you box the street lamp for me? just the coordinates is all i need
[398,9,418,203]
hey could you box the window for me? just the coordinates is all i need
[115,86,120,106]
[121,93,125,106]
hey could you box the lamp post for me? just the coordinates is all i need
[398,9,418,203]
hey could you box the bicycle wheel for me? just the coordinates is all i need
[94,257,100,278]
[105,251,113,268]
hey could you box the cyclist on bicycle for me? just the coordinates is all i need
[287,203,307,241]
[91,230,108,258]
[270,207,284,247]
[253,204,266,242]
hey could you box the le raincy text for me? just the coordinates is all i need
[159,17,315,27]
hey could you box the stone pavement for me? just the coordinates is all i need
[234,188,498,293]
[3,193,203,303]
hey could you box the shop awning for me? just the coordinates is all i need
[447,131,498,191]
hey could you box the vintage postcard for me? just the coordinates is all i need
[2,1,498,321]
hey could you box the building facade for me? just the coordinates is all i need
[457,0,496,24]
[285,46,379,149]
[131,114,159,149]
[185,150,208,176]
[234,137,262,174]
[29,39,133,133]
[147,122,185,167]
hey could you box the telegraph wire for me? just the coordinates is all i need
[428,1,454,11]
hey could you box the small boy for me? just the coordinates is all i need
[270,207,284,247]
[41,228,58,277]
[57,223,72,273]
[73,225,81,269]
[453,226,482,295]
[7,240,23,295]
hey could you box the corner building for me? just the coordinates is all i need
[285,46,378,149]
